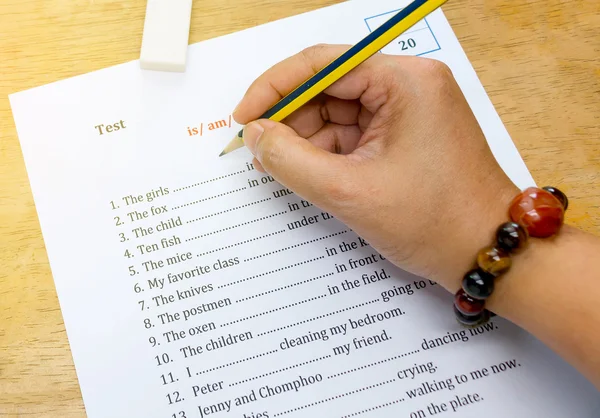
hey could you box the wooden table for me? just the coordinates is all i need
[1,0,598,415]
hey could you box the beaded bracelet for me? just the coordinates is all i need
[454,186,569,327]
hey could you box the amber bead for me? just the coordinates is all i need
[509,187,565,238]
[454,305,490,327]
[477,246,511,276]
[496,222,528,253]
[454,289,485,316]
[542,186,569,211]
[462,269,494,300]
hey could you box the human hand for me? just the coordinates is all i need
[232,44,519,293]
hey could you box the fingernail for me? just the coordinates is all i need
[243,122,264,156]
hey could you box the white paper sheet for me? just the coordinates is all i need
[10,1,599,417]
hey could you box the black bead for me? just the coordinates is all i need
[462,269,494,300]
[543,186,568,211]
[496,222,528,253]
[453,305,490,327]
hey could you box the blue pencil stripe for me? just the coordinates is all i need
[261,0,430,119]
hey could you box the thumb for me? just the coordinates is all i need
[243,119,357,211]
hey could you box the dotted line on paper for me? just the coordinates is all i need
[236,272,335,303]
[341,398,406,418]
[186,211,287,241]
[217,256,325,289]
[173,170,246,192]
[172,187,246,210]
[196,349,279,375]
[328,350,421,379]
[197,230,286,256]
[221,295,327,327]
[229,355,332,387]
[257,299,380,337]
[186,198,272,223]
[273,379,396,417]
[244,230,348,262]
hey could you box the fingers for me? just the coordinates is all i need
[242,119,362,211]
[233,44,411,124]
[306,123,362,155]
[283,96,361,138]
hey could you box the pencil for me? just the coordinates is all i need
[219,0,448,157]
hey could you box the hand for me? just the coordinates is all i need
[233,44,519,292]
[233,44,600,387]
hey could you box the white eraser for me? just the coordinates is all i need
[139,0,193,72]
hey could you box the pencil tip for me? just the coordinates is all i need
[218,130,244,157]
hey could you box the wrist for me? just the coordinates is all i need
[432,179,520,292]
[448,183,570,327]
[486,224,581,321]
[485,225,600,386]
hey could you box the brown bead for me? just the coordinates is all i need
[496,222,528,253]
[509,187,564,238]
[454,289,485,316]
[477,246,511,276]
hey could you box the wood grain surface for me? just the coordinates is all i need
[0,0,598,416]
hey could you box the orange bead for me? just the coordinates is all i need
[509,187,564,238]
[477,246,511,276]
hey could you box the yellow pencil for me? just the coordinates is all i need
[219,0,448,156]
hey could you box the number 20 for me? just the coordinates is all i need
[399,38,416,50]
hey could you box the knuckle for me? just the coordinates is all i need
[300,44,327,64]
[422,58,453,78]
[415,59,457,98]
[358,59,405,110]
